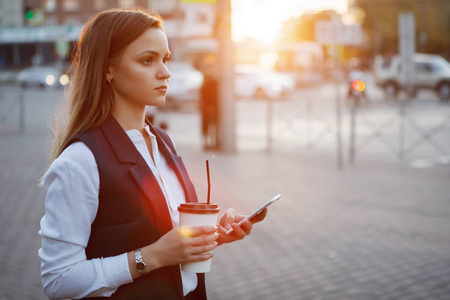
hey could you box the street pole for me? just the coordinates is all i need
[266,98,273,152]
[332,45,343,170]
[399,13,415,99]
[19,88,25,132]
[172,0,183,61]
[217,0,236,153]
[349,94,357,163]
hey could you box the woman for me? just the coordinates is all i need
[38,8,266,300]
[200,63,220,150]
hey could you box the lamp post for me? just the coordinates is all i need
[217,0,236,152]
[181,0,235,152]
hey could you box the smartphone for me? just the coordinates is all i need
[225,194,281,235]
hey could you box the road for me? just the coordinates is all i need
[4,79,450,167]
[1,79,450,168]
[152,80,450,168]
[1,82,450,300]
[237,83,450,166]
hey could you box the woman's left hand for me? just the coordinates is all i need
[217,208,268,245]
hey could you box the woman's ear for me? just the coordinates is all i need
[106,67,113,84]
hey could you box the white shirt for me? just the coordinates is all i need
[39,125,197,299]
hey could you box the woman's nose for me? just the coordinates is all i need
[157,64,171,80]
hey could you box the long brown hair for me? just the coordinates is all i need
[49,8,163,164]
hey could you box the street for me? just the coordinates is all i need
[2,75,450,168]
[235,82,450,167]
[1,0,450,298]
[1,82,450,300]
[153,79,450,168]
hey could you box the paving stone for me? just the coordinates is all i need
[1,93,450,299]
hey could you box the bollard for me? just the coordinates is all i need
[349,97,357,163]
[266,97,273,153]
[19,87,25,132]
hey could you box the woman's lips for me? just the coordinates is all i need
[155,85,168,93]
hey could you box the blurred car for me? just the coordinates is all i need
[165,61,204,109]
[17,66,69,88]
[373,53,450,100]
[234,64,296,99]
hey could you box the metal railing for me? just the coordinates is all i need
[265,93,450,167]
[347,100,450,163]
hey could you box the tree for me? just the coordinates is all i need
[351,0,450,59]
[280,11,334,42]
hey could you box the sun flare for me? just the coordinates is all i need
[231,0,348,43]
[232,4,283,43]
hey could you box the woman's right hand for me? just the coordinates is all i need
[129,226,218,278]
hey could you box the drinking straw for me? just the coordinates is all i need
[206,160,211,204]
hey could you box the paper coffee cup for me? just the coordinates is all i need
[178,203,220,273]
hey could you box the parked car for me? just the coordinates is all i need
[234,64,296,99]
[373,53,450,100]
[17,66,69,88]
[165,61,204,109]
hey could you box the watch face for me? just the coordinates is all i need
[136,262,146,271]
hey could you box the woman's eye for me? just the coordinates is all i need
[164,55,171,65]
[143,57,154,64]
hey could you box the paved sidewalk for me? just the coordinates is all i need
[1,97,450,299]
[185,148,450,300]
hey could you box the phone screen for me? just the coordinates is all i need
[225,194,281,235]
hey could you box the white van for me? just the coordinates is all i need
[373,53,450,100]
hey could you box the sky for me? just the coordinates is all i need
[232,0,349,42]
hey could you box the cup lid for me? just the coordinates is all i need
[178,203,220,214]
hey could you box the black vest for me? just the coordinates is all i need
[71,115,206,300]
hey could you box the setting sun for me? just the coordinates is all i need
[231,0,348,43]
[232,2,284,43]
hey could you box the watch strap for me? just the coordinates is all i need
[134,248,147,275]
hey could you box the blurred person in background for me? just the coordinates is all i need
[200,61,220,150]
[38,8,267,300]
[346,58,368,106]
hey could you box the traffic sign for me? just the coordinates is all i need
[399,13,415,92]
[56,39,70,57]
[315,21,362,45]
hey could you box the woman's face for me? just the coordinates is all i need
[108,27,171,110]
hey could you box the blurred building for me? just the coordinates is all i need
[0,0,217,69]
[0,1,24,27]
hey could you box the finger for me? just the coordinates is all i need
[190,232,219,246]
[217,224,228,235]
[179,226,217,237]
[189,250,215,262]
[190,241,218,255]
[240,219,253,235]
[231,223,247,239]
[223,209,236,230]
[191,226,218,237]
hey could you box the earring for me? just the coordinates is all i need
[107,76,112,84]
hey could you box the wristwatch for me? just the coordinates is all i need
[134,248,147,276]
